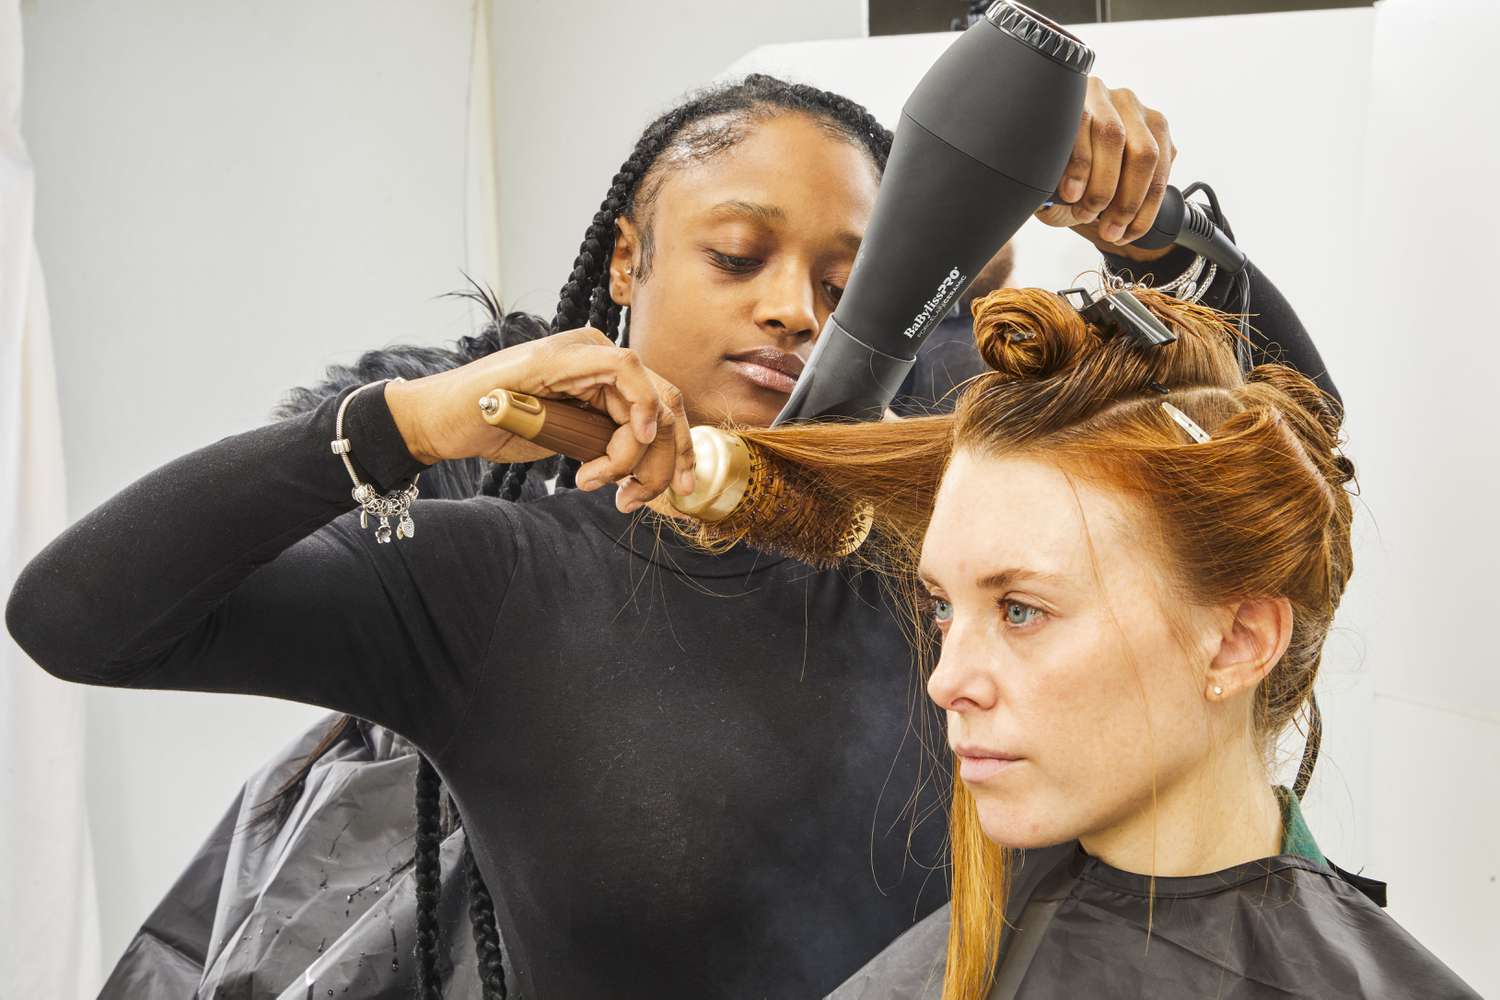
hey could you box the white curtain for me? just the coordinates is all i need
[0,1,103,996]
[466,0,502,303]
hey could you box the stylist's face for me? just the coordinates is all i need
[610,113,880,427]
[919,450,1220,850]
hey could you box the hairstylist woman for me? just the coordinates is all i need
[785,289,1476,999]
[7,74,1334,999]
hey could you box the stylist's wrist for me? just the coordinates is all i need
[384,378,443,466]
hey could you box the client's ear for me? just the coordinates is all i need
[1205,597,1294,702]
[609,217,641,307]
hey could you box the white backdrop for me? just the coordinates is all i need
[730,3,1498,992]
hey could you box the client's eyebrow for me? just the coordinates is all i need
[917,566,1066,590]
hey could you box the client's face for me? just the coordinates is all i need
[919,449,1221,849]
[617,113,879,428]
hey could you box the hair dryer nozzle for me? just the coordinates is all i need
[985,1,1095,75]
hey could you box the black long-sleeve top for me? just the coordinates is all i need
[6,247,1334,999]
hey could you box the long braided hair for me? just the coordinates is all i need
[413,73,896,999]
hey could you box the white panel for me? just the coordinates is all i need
[1368,696,1499,996]
[1352,0,1500,721]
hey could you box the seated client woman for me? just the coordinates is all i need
[718,286,1478,999]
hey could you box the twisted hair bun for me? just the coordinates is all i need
[970,287,1092,380]
[968,284,1245,391]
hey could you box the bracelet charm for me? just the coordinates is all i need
[332,378,421,544]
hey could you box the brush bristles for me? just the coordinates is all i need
[680,440,873,569]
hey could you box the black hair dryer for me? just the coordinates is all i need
[774,1,1092,425]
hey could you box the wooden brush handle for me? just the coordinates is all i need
[476,389,616,461]
[476,390,758,527]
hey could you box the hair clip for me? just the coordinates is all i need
[1056,286,1177,349]
[1161,401,1211,444]
[1147,380,1171,395]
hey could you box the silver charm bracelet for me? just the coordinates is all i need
[1103,251,1217,304]
[330,377,420,543]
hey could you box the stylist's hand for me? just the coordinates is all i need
[1034,76,1177,263]
[385,326,695,512]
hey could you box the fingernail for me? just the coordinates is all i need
[1099,221,1125,242]
[675,468,696,495]
[640,416,658,442]
[1061,178,1084,202]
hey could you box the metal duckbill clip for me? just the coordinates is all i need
[1056,286,1177,349]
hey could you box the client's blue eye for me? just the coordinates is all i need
[928,597,953,625]
[1003,600,1043,626]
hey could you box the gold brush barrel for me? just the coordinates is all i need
[476,389,871,562]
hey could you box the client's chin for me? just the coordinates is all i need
[971,793,1074,852]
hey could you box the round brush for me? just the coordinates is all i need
[476,389,872,567]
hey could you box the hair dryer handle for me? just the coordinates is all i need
[1050,184,1247,274]
[1130,185,1246,274]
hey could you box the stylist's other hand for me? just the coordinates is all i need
[385,326,695,512]
[1034,76,1177,262]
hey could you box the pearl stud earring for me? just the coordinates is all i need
[1212,685,1224,697]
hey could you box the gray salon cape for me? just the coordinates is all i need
[99,713,512,999]
[827,838,1479,1000]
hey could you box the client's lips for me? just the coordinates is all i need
[952,744,1024,783]
[726,347,806,394]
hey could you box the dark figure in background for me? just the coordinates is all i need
[891,243,1016,418]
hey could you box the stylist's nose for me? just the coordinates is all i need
[926,633,1000,714]
[752,263,818,345]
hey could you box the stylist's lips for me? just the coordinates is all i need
[952,744,1024,782]
[727,347,805,394]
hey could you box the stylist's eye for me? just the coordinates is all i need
[707,249,760,273]
[824,282,845,305]
[1002,600,1045,627]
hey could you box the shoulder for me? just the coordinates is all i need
[1266,865,1482,998]
[824,844,1076,1000]
[825,905,950,1000]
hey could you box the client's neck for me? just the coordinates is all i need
[1078,746,1283,877]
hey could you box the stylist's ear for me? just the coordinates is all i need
[1205,597,1294,702]
[609,217,641,306]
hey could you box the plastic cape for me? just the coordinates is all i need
[826,840,1479,1000]
[99,713,512,999]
